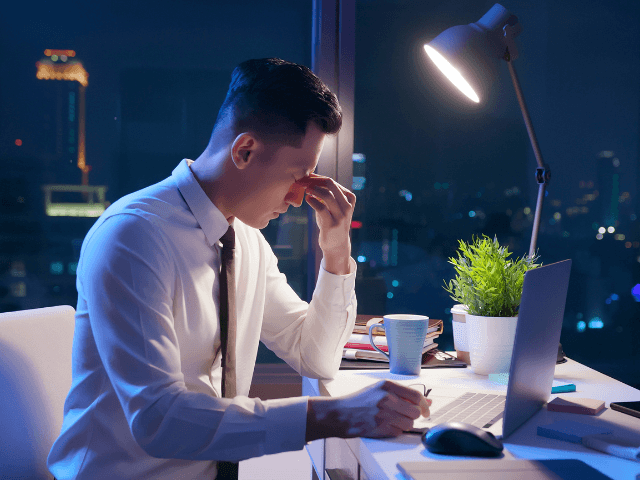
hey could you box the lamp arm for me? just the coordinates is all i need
[530,183,546,258]
[507,59,550,258]
[507,60,544,169]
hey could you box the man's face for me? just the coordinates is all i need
[235,123,326,229]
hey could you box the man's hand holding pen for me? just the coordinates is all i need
[306,380,432,441]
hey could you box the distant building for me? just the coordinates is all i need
[34,49,89,186]
[596,150,620,228]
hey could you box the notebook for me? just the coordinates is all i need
[412,259,572,439]
[397,459,612,480]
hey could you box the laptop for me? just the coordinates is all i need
[411,259,572,439]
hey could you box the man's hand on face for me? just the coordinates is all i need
[296,173,356,275]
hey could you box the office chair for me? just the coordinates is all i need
[0,305,75,479]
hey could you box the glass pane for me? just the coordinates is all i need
[1,2,312,361]
[353,0,640,383]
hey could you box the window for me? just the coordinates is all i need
[351,0,640,382]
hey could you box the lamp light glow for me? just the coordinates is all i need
[424,45,479,103]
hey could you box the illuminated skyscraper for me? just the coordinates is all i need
[35,50,108,218]
[35,49,90,185]
[596,150,620,228]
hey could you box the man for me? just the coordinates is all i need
[48,58,430,479]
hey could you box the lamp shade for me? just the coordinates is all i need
[424,3,520,103]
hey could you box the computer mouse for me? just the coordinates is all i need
[421,422,504,457]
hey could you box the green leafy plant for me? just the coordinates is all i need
[443,235,540,317]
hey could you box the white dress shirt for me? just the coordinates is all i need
[48,159,357,479]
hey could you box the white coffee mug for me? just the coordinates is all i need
[369,314,429,375]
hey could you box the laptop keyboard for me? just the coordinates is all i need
[429,392,506,429]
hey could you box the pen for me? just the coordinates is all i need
[425,388,432,398]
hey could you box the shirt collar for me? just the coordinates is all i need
[172,159,230,247]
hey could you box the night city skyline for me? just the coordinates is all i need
[1,0,639,386]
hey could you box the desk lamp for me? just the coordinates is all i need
[424,3,549,258]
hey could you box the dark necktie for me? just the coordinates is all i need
[217,225,239,480]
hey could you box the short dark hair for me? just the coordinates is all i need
[211,58,342,146]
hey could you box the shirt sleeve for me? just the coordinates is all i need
[79,214,308,462]
[259,234,357,380]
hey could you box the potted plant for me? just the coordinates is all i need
[443,235,540,375]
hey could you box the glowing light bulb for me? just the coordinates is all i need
[424,45,479,103]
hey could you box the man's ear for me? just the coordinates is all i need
[230,132,259,170]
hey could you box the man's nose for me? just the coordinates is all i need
[285,183,306,207]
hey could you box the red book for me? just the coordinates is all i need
[344,336,436,353]
[344,342,389,352]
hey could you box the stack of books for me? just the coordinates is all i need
[343,315,444,362]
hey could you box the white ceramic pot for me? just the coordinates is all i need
[466,314,518,375]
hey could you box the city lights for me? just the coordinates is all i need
[588,318,604,329]
[10,261,26,277]
[36,59,89,87]
[44,49,76,57]
[598,227,606,234]
[392,280,399,287]
[352,176,366,190]
[596,233,603,240]
[50,262,64,275]
[607,226,615,233]
[43,185,108,218]
[357,255,367,263]
[398,190,412,201]
[577,321,586,332]
[387,292,394,299]
[11,282,27,298]
[15,139,22,146]
[632,284,640,302]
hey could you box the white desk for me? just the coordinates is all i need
[303,358,640,480]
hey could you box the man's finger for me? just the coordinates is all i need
[298,175,353,213]
[380,393,422,421]
[420,397,432,417]
[381,381,423,406]
[307,184,348,216]
[305,193,327,212]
